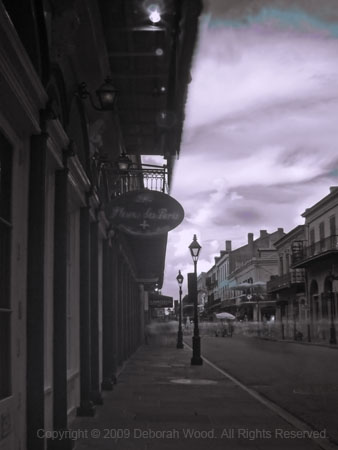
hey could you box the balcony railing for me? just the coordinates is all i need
[112,166,168,194]
[206,278,218,288]
[291,235,338,266]
[267,270,305,293]
[92,162,169,200]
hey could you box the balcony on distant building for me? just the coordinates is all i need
[206,277,218,288]
[205,297,221,312]
[267,270,305,293]
[291,235,338,268]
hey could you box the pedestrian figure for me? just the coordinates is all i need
[228,322,233,337]
[221,320,228,337]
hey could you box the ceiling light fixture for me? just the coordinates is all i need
[148,4,161,23]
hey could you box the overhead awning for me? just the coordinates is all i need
[121,232,168,289]
[98,0,202,162]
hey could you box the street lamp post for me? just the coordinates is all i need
[176,270,184,349]
[189,235,203,365]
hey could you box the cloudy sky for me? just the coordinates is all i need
[160,0,338,299]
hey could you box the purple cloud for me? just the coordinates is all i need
[156,0,338,299]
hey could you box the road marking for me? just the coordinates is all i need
[184,341,338,450]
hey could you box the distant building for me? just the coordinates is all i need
[267,225,306,339]
[197,272,208,309]
[215,241,232,304]
[205,263,219,313]
[225,229,284,321]
[203,229,285,320]
[291,187,338,342]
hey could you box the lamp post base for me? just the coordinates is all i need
[176,330,184,349]
[191,356,203,365]
[330,325,337,345]
[191,335,203,365]
[76,400,96,417]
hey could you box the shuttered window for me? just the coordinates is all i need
[309,228,315,255]
[319,222,325,251]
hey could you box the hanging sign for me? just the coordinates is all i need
[105,189,184,236]
[149,293,173,308]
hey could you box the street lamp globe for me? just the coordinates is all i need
[116,151,132,172]
[176,270,184,286]
[95,77,118,110]
[188,234,201,264]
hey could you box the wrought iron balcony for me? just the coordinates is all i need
[206,277,218,288]
[90,155,169,200]
[291,235,338,268]
[267,270,305,293]
[106,164,168,196]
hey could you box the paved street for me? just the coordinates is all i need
[71,322,337,450]
[196,328,338,444]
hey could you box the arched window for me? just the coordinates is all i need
[309,280,318,296]
[322,276,333,319]
[309,280,319,320]
[324,276,333,294]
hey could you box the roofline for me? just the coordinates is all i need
[272,225,305,248]
[302,187,338,218]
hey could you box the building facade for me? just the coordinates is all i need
[0,2,201,449]
[215,241,232,305]
[267,226,306,339]
[205,264,219,314]
[291,187,338,343]
[197,271,208,312]
[203,229,284,320]
[226,229,284,320]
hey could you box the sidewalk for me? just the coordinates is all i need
[72,322,334,450]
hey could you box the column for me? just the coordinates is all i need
[126,267,132,358]
[118,258,125,364]
[131,282,136,352]
[117,252,122,365]
[111,240,118,382]
[123,262,128,360]
[90,221,103,404]
[77,206,95,417]
[140,286,147,345]
[101,239,114,390]
[50,168,73,449]
[27,133,47,450]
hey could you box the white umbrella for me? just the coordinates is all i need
[252,281,266,286]
[215,312,236,321]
